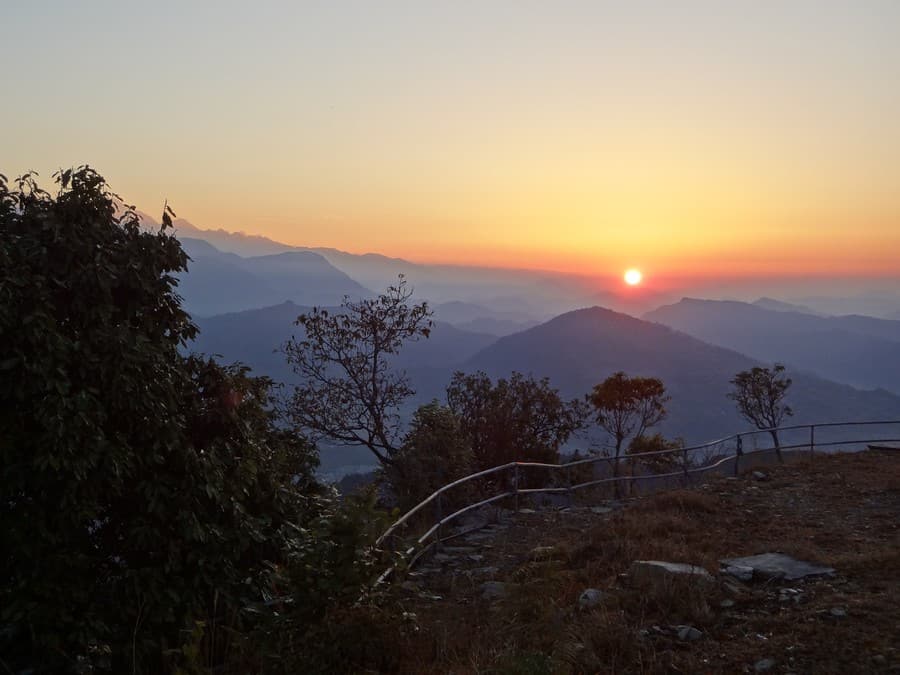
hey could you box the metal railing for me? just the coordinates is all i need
[375,420,900,578]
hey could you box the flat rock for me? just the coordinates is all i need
[754,658,776,672]
[480,581,508,601]
[676,625,703,641]
[722,564,754,582]
[578,588,603,610]
[720,553,835,582]
[630,560,713,588]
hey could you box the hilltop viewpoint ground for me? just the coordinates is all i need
[346,450,900,674]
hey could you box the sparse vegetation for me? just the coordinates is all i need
[729,363,794,461]
[284,275,433,467]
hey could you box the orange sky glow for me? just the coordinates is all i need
[3,3,899,284]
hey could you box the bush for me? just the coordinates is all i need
[0,168,330,671]
[381,401,474,512]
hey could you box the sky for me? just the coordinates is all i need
[3,1,900,282]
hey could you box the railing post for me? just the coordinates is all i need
[734,434,743,476]
[810,425,815,458]
[513,463,520,513]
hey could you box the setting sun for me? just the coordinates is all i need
[624,269,643,286]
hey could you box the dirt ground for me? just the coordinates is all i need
[381,450,900,674]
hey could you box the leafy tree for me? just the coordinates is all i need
[588,372,669,481]
[381,401,474,512]
[728,363,793,461]
[0,168,323,672]
[446,370,588,470]
[284,277,433,467]
[627,433,686,474]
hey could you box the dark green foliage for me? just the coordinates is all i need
[447,370,588,470]
[0,168,323,671]
[627,433,686,473]
[381,400,475,511]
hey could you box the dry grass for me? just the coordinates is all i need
[354,451,900,673]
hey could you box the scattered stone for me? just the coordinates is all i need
[590,506,613,515]
[470,566,500,577]
[676,625,703,642]
[479,581,508,600]
[752,471,769,481]
[418,592,443,601]
[530,545,561,559]
[577,588,603,610]
[829,607,847,619]
[630,560,713,588]
[400,580,421,592]
[433,553,453,563]
[467,554,485,563]
[720,553,835,581]
[872,655,887,666]
[517,508,537,514]
[754,658,776,672]
[720,599,735,608]
[442,546,477,554]
[722,564,754,582]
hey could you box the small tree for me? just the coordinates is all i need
[284,277,432,466]
[728,363,793,462]
[447,370,588,471]
[588,372,669,483]
[381,401,474,512]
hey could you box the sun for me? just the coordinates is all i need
[624,268,643,286]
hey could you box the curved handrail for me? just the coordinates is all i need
[376,419,900,550]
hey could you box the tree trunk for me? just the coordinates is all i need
[769,429,783,463]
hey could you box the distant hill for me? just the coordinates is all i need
[753,297,820,315]
[175,238,371,316]
[191,301,497,387]
[432,301,540,336]
[463,306,900,444]
[644,298,900,395]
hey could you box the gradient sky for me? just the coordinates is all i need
[3,1,899,280]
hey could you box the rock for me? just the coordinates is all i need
[720,553,835,581]
[433,553,453,563]
[722,564,754,582]
[676,625,703,641]
[630,560,713,588]
[829,607,847,619]
[752,471,769,481]
[480,581,508,600]
[470,566,500,577]
[442,546,477,554]
[517,508,537,514]
[578,588,603,610]
[754,658,776,672]
[590,506,613,515]
[400,580,422,592]
[530,545,560,559]
[467,554,485,563]
[720,599,735,608]
[872,655,887,665]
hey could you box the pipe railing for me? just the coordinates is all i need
[376,420,900,570]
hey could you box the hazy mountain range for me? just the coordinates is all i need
[153,215,900,475]
[645,298,900,395]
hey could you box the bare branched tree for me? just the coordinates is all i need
[728,363,793,462]
[283,276,432,466]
